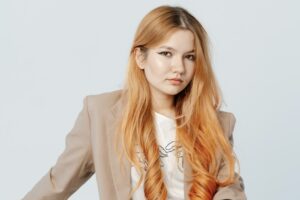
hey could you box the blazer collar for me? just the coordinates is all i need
[107,90,192,200]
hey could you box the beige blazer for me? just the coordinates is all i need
[22,89,246,200]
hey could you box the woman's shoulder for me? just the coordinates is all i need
[217,110,236,124]
[84,89,125,112]
[217,110,237,141]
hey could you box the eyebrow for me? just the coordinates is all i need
[159,45,195,53]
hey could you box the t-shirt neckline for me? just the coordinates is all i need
[154,111,175,122]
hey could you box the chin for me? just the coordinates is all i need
[164,88,184,96]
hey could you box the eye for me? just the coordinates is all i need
[158,51,172,57]
[186,55,195,61]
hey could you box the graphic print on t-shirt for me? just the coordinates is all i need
[158,141,183,169]
[135,141,184,172]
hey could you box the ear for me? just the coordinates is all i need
[134,47,145,70]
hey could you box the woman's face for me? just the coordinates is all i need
[136,29,196,99]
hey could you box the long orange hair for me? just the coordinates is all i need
[114,5,238,200]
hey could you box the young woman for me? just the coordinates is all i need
[23,5,246,200]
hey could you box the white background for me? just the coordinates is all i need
[1,0,299,199]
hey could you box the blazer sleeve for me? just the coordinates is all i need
[213,113,247,200]
[22,96,95,200]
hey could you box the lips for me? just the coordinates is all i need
[168,78,183,85]
[168,78,183,82]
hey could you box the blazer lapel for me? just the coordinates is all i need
[106,93,132,200]
[107,91,192,200]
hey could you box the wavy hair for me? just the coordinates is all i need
[114,5,238,200]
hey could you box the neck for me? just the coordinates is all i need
[151,91,175,118]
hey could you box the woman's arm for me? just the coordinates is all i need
[213,113,247,200]
[22,96,95,200]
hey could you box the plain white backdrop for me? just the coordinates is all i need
[1,0,299,199]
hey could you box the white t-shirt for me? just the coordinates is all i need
[131,111,184,200]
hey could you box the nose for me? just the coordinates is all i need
[171,56,185,74]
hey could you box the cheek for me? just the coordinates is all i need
[147,58,170,76]
[185,60,195,69]
[186,65,196,80]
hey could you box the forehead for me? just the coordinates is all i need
[154,29,195,53]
